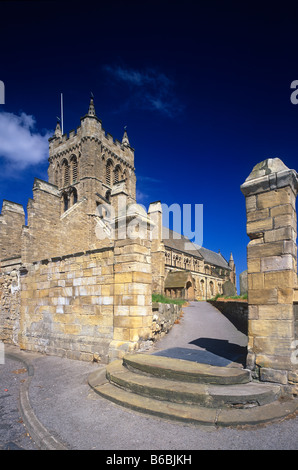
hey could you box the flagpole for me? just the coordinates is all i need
[61,93,64,135]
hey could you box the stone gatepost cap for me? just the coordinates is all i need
[148,201,162,213]
[241,158,298,196]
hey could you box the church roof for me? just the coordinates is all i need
[193,245,230,270]
[162,227,230,270]
[162,228,203,258]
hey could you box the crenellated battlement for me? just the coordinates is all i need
[0,200,25,261]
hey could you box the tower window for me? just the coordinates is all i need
[62,160,69,187]
[114,165,121,184]
[63,193,69,212]
[106,160,113,186]
[71,188,78,205]
[71,156,78,184]
[105,190,111,202]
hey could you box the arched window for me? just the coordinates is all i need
[106,160,113,186]
[63,193,69,212]
[114,165,122,184]
[105,190,111,202]
[71,155,78,184]
[62,159,69,187]
[70,188,78,206]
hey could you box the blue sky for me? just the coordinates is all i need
[1,1,298,290]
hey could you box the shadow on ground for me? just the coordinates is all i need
[154,338,247,367]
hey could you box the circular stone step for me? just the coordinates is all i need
[106,361,280,408]
[123,353,251,385]
[89,377,298,427]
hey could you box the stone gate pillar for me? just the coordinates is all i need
[108,199,153,361]
[241,158,298,390]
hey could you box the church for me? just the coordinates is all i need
[0,96,236,361]
[47,96,236,301]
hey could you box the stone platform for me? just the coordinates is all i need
[89,353,298,427]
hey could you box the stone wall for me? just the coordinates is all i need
[151,302,182,341]
[18,248,115,363]
[0,259,22,345]
[0,244,182,362]
[208,300,248,335]
[1,235,154,363]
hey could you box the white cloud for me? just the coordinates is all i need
[137,175,161,184]
[103,64,183,118]
[0,111,51,172]
[104,65,171,89]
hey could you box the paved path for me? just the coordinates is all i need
[151,301,248,367]
[1,302,298,450]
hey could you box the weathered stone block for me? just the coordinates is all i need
[264,271,294,289]
[246,217,273,236]
[274,213,295,229]
[256,353,293,370]
[113,327,130,341]
[248,304,258,319]
[261,254,293,272]
[63,324,82,335]
[247,258,261,273]
[249,318,293,338]
[270,204,293,217]
[245,195,257,212]
[257,188,292,210]
[254,336,293,356]
[114,316,143,329]
[260,367,288,384]
[288,371,298,384]
[114,262,151,274]
[247,208,270,222]
[248,288,277,305]
[114,272,133,284]
[283,240,297,256]
[277,288,293,304]
[114,305,130,316]
[258,304,293,320]
[264,226,294,242]
[247,241,285,259]
[247,273,264,290]
[132,271,152,283]
[129,327,150,342]
[129,306,151,316]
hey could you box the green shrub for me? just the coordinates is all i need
[209,292,248,301]
[152,293,186,305]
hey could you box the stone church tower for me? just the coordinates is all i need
[47,96,136,216]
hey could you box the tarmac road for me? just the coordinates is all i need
[0,356,37,450]
[1,302,298,451]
